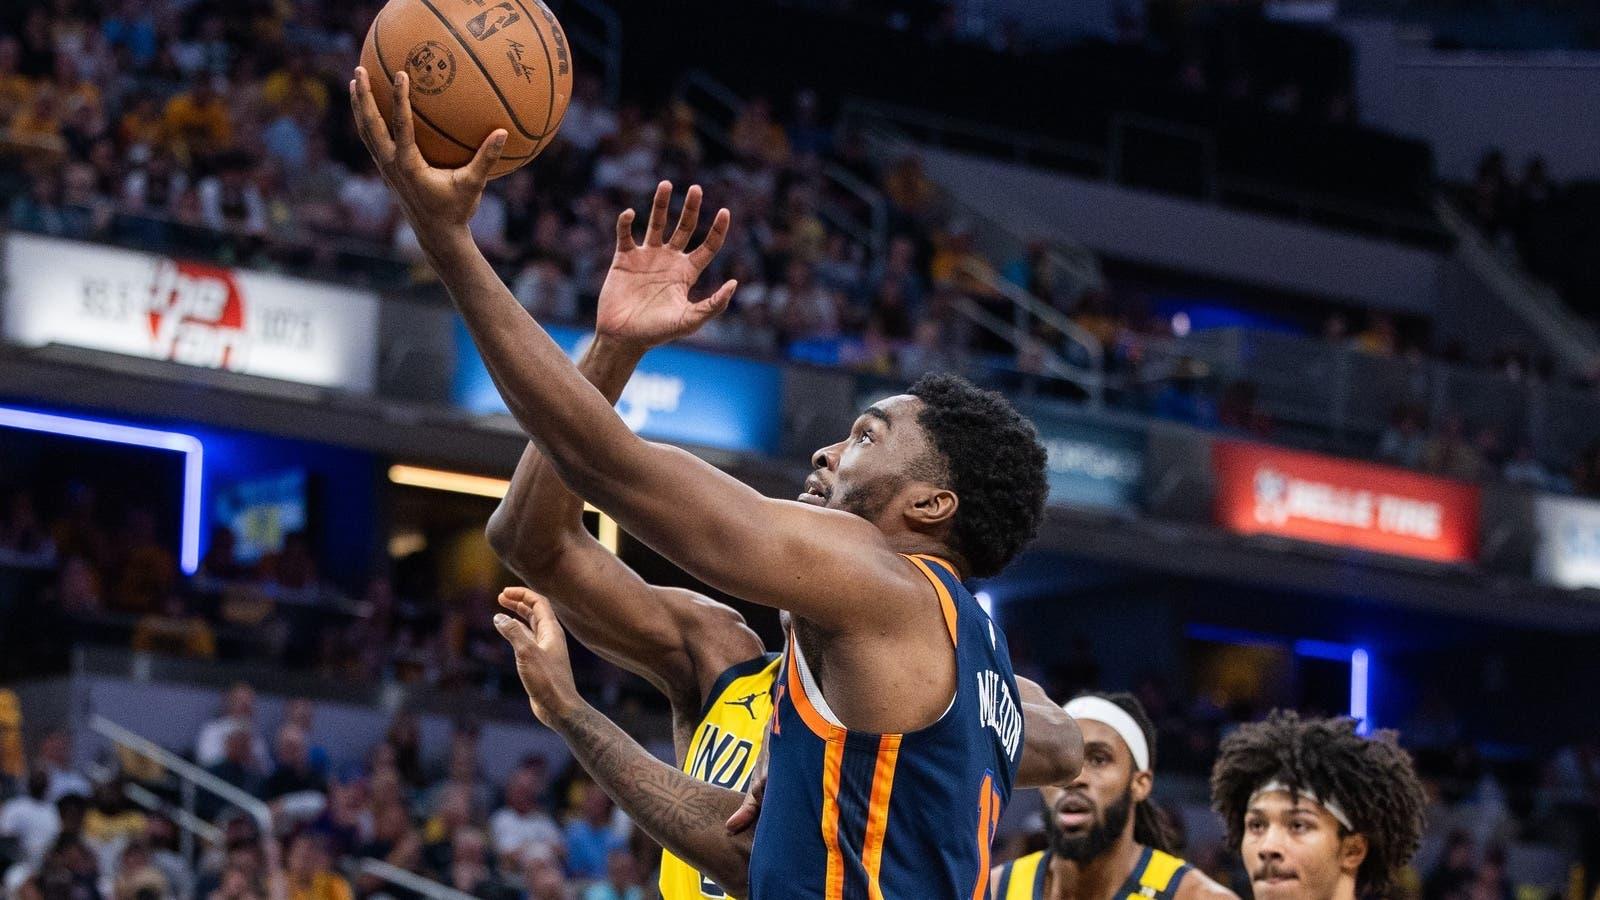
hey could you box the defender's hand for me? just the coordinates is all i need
[349,67,506,233]
[493,588,581,725]
[596,181,737,351]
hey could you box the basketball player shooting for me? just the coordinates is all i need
[351,67,1083,899]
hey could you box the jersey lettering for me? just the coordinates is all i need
[688,723,757,791]
[977,669,1023,760]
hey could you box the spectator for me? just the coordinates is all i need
[34,730,90,803]
[262,726,325,801]
[786,89,832,160]
[83,779,146,872]
[1354,313,1399,358]
[161,76,233,162]
[1424,416,1488,482]
[9,172,68,236]
[522,852,567,900]
[442,827,516,899]
[770,259,842,343]
[121,147,189,218]
[0,37,33,123]
[196,684,270,771]
[206,726,267,813]
[111,841,170,900]
[197,157,268,237]
[580,850,644,900]
[0,492,53,560]
[559,76,618,155]
[199,526,249,582]
[336,164,394,243]
[19,832,100,900]
[488,768,562,865]
[0,771,61,869]
[563,787,626,880]
[1379,406,1428,470]
[261,57,329,117]
[283,832,351,900]
[729,96,790,168]
[141,815,192,900]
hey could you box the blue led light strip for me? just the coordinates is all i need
[0,406,203,574]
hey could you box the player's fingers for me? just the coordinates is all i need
[521,591,563,645]
[689,280,736,326]
[462,129,508,185]
[491,613,535,652]
[350,68,395,163]
[390,71,416,155]
[725,786,763,834]
[644,180,671,247]
[688,207,732,271]
[667,184,702,251]
[615,208,638,252]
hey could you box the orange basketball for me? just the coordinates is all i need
[360,0,572,178]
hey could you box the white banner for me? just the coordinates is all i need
[2,233,378,392]
[1534,494,1600,590]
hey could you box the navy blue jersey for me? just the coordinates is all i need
[748,554,1024,900]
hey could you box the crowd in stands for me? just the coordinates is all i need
[2,668,1596,900]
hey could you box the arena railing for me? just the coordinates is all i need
[957,259,1107,407]
[676,69,891,257]
[89,714,486,900]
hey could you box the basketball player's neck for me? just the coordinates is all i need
[1045,836,1145,900]
[882,532,966,577]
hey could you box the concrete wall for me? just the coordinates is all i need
[918,145,1445,313]
[1342,19,1600,181]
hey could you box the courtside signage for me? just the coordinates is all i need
[1533,494,1600,590]
[1212,440,1479,563]
[452,319,783,455]
[1,233,378,392]
[1033,414,1145,510]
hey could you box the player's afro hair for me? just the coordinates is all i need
[1210,711,1426,899]
[906,373,1048,578]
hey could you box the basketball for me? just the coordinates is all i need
[359,0,573,178]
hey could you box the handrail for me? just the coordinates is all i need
[1432,196,1600,376]
[555,0,623,105]
[949,296,1083,386]
[90,714,274,834]
[678,70,889,254]
[122,781,224,845]
[356,859,481,900]
[958,261,1105,406]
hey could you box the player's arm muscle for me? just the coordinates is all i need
[1015,676,1084,789]
[422,207,920,631]
[486,339,762,701]
[1174,868,1241,900]
[555,703,752,897]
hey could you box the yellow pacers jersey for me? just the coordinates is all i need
[659,653,781,900]
[993,846,1194,900]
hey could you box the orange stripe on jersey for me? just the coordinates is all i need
[862,734,902,900]
[971,772,999,900]
[820,738,846,900]
[905,555,959,647]
[914,554,959,580]
[785,634,844,742]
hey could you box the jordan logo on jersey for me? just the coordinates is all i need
[723,693,762,719]
[977,669,1023,759]
[687,724,757,790]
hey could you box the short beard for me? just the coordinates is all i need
[835,474,905,522]
[1044,783,1134,862]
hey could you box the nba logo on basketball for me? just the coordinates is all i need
[146,259,251,371]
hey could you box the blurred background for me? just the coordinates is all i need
[0,0,1598,898]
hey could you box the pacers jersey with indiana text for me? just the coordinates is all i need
[992,847,1195,900]
[659,653,780,900]
[747,554,1024,900]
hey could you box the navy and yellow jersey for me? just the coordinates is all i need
[992,847,1195,900]
[747,554,1024,900]
[659,653,781,900]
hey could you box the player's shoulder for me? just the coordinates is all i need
[1174,862,1240,900]
[656,586,768,703]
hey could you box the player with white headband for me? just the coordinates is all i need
[992,693,1237,900]
[1210,711,1426,900]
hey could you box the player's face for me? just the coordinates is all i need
[1241,792,1366,900]
[1039,720,1148,861]
[801,395,932,522]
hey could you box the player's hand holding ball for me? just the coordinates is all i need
[493,587,581,725]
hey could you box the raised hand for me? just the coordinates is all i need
[348,67,505,233]
[492,587,581,725]
[596,181,738,351]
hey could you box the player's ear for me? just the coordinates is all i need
[1131,768,1154,803]
[905,486,958,530]
[1338,832,1369,879]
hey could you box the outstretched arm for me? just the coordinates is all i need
[493,590,752,896]
[1015,676,1084,789]
[350,69,925,633]
[485,296,762,712]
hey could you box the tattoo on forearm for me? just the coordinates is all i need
[560,705,748,865]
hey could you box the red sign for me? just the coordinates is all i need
[1212,440,1480,563]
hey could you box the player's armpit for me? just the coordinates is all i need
[1016,693,1084,789]
[554,702,753,897]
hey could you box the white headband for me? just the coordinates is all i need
[1063,696,1150,772]
[1249,779,1354,831]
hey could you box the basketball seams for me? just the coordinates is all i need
[369,7,538,164]
[500,0,559,137]
[412,0,550,142]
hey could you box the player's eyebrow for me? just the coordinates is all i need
[863,406,892,429]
